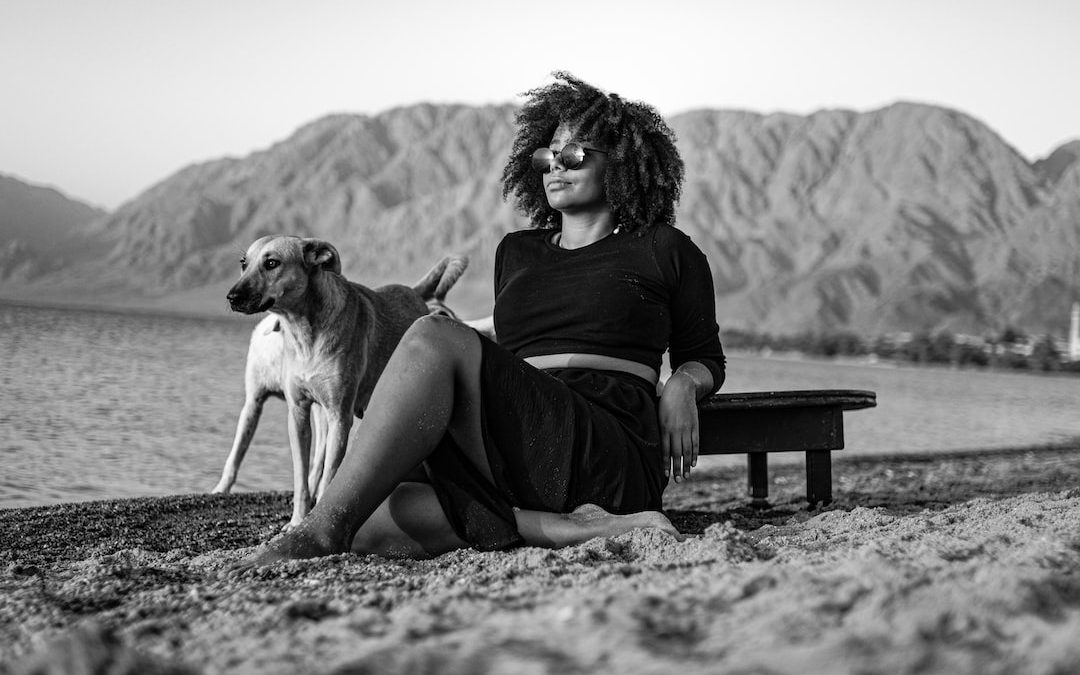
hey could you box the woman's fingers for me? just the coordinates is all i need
[687,407,700,470]
[669,435,683,482]
[681,430,692,479]
[661,433,672,478]
[678,426,698,479]
[665,430,697,482]
[660,404,700,482]
[690,425,699,469]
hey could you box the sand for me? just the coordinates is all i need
[3,445,1080,675]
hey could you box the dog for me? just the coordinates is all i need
[212,257,467,500]
[222,235,467,527]
[210,315,330,497]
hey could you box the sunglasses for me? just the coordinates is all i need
[531,142,608,173]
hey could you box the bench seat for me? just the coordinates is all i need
[696,389,877,506]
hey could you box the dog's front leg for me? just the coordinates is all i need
[213,394,267,494]
[285,396,314,530]
[307,404,328,499]
[317,405,355,499]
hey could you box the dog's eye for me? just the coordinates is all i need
[240,257,247,271]
[265,259,279,270]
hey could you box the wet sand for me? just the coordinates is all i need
[3,444,1080,674]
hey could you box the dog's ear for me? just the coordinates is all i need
[301,239,342,274]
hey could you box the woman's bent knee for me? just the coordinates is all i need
[399,314,477,362]
[351,483,467,558]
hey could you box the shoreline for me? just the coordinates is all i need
[726,348,1080,380]
[4,440,1079,515]
[3,443,1080,674]
[7,297,1077,380]
[0,295,247,324]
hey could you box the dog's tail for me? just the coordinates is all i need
[413,254,469,302]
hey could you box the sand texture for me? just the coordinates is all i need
[3,445,1080,675]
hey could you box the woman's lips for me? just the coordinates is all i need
[547,179,571,190]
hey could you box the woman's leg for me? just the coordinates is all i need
[516,504,683,547]
[238,315,491,567]
[351,486,683,558]
[350,481,468,558]
[351,487,682,558]
[239,315,681,567]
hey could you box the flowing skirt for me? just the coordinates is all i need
[424,335,666,550]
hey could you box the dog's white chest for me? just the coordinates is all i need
[286,354,347,402]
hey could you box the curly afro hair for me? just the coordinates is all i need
[501,71,684,234]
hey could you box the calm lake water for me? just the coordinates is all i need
[1,302,1078,509]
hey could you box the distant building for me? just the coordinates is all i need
[1071,302,1080,361]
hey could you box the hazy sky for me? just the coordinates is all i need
[2,0,1078,210]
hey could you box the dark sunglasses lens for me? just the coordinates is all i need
[531,144,591,173]
[531,148,555,173]
[560,143,586,169]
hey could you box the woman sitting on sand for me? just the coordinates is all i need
[241,72,725,567]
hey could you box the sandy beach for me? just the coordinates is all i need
[3,444,1080,675]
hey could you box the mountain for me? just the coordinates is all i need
[0,174,109,283]
[671,105,1079,334]
[1,102,1078,336]
[0,105,522,314]
[1033,140,1080,184]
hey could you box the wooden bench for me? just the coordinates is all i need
[697,389,877,507]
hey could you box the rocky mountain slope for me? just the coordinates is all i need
[671,104,1080,334]
[2,102,1078,335]
[0,174,109,282]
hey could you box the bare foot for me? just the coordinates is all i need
[569,504,685,542]
[232,523,348,572]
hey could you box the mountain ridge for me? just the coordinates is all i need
[0,173,110,282]
[2,101,1078,335]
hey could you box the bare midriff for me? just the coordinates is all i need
[523,353,659,387]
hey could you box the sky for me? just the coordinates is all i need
[2,0,1078,210]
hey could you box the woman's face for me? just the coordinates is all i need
[542,123,609,215]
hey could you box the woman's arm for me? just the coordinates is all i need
[658,360,714,483]
[659,230,725,482]
[463,315,496,342]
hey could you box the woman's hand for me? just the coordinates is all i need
[463,315,496,342]
[658,371,700,483]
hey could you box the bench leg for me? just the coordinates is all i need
[805,450,832,506]
[747,453,769,507]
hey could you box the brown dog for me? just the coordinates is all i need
[210,315,330,497]
[225,235,466,527]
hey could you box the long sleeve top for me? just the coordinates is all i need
[492,226,725,389]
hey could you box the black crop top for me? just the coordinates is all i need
[493,226,726,390]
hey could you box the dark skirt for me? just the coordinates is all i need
[424,336,667,551]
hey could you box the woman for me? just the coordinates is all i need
[240,72,724,567]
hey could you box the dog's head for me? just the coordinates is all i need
[226,235,341,314]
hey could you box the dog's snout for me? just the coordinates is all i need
[227,279,269,314]
[226,281,245,305]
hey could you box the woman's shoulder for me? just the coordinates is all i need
[646,224,704,256]
[500,228,549,246]
[496,227,550,262]
[641,225,713,286]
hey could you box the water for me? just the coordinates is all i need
[723,353,1080,457]
[1,302,1078,509]
[0,302,293,508]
